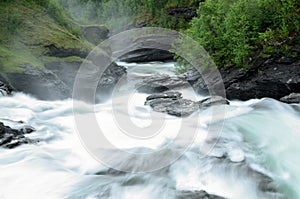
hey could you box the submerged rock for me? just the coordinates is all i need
[137,74,188,93]
[200,96,229,108]
[176,190,225,199]
[0,122,35,149]
[280,93,300,104]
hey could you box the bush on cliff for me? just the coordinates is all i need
[185,0,300,69]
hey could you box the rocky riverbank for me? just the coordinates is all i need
[183,47,300,102]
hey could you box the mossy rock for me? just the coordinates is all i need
[0,1,95,74]
[81,25,109,46]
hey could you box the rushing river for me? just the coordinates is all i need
[0,62,300,199]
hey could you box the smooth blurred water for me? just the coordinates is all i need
[0,62,299,199]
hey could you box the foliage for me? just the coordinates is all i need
[59,0,201,31]
[0,0,92,73]
[184,0,300,69]
[0,2,22,41]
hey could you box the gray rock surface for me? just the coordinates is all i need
[145,92,229,117]
[184,52,300,100]
[137,74,188,93]
[280,93,300,103]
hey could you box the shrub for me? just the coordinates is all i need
[183,0,300,70]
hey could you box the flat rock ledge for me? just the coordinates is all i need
[145,91,229,117]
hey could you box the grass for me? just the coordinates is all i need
[0,0,94,74]
[0,45,43,73]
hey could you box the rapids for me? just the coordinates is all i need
[0,62,299,199]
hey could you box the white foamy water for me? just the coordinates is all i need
[0,62,300,199]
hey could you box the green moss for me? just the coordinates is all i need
[0,0,95,74]
[42,56,85,63]
[0,45,43,73]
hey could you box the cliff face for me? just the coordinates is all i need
[0,1,123,100]
[183,44,300,101]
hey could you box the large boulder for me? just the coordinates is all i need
[145,91,229,117]
[146,98,200,117]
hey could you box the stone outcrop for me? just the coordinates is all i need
[145,91,229,117]
[183,51,300,101]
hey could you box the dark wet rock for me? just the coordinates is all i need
[45,60,126,90]
[0,122,35,149]
[112,29,179,63]
[0,81,13,96]
[95,168,127,176]
[280,93,300,104]
[199,96,229,108]
[4,61,126,101]
[98,63,127,89]
[185,51,300,100]
[120,49,174,63]
[137,74,188,93]
[44,61,126,101]
[176,190,225,199]
[6,64,71,100]
[146,91,182,101]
